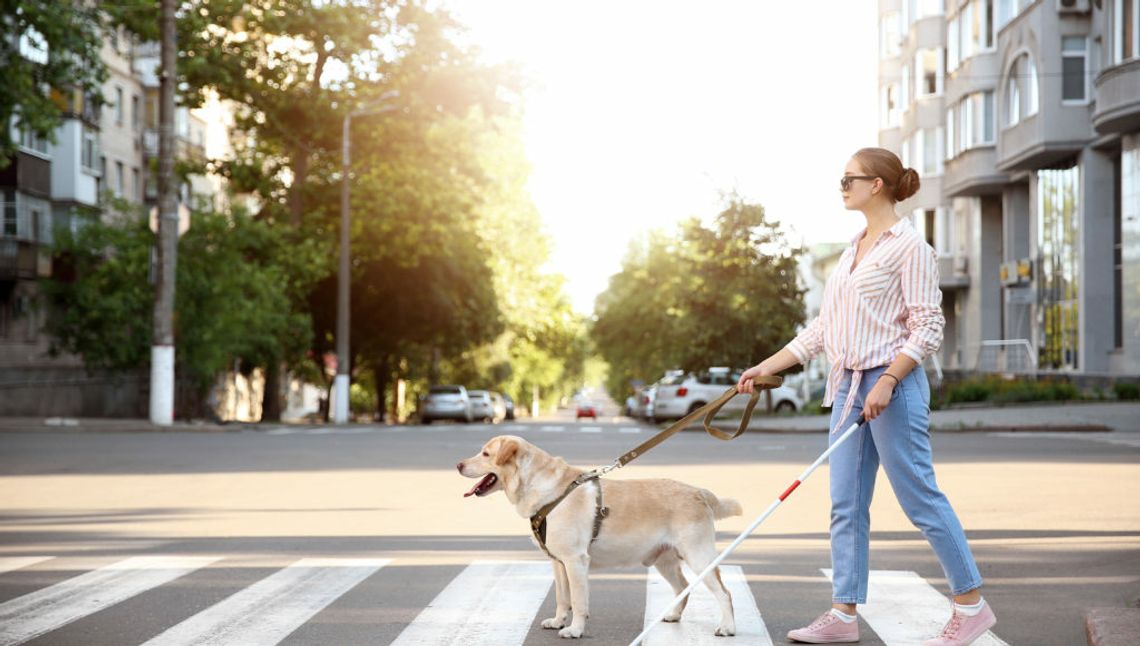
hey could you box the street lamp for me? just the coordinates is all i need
[334,91,400,424]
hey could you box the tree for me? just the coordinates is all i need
[44,201,324,417]
[592,197,806,400]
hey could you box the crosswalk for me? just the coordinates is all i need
[0,555,1009,645]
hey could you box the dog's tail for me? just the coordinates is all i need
[707,493,743,520]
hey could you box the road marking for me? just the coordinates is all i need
[990,431,1140,449]
[390,560,552,645]
[580,426,602,433]
[0,557,52,576]
[505,425,527,432]
[141,558,389,646]
[822,569,1008,645]
[644,564,772,645]
[620,427,641,434]
[540,425,564,432]
[0,555,219,646]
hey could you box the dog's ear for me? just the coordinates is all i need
[494,438,518,466]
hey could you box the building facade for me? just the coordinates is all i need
[1,26,227,416]
[879,0,1140,380]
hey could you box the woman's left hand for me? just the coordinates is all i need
[862,378,895,421]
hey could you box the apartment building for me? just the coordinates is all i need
[1,27,224,415]
[879,0,1140,380]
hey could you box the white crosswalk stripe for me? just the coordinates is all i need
[0,555,219,646]
[644,565,773,645]
[580,426,602,433]
[990,431,1140,449]
[390,560,552,645]
[142,558,389,646]
[0,557,52,576]
[540,425,564,432]
[822,569,1008,645]
[620,426,642,433]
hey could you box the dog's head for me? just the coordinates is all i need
[456,435,524,498]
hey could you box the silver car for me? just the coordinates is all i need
[421,385,472,424]
[468,390,505,423]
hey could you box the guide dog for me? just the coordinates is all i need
[457,435,742,639]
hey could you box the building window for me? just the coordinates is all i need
[882,84,901,128]
[1117,0,1139,63]
[115,161,125,197]
[946,107,956,159]
[949,0,996,72]
[917,48,943,97]
[901,63,911,107]
[1037,164,1081,370]
[133,168,140,202]
[924,209,936,248]
[81,126,100,173]
[115,86,124,126]
[16,126,49,157]
[1005,54,1038,126]
[132,94,141,131]
[2,191,16,237]
[881,12,901,57]
[1062,37,1088,102]
[923,127,942,176]
[948,18,960,71]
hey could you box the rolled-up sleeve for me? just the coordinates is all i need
[785,314,825,364]
[900,241,945,363]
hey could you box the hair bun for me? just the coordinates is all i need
[896,167,921,201]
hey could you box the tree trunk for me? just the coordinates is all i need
[289,149,309,227]
[261,362,283,422]
[373,358,389,422]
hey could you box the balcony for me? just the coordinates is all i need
[1092,58,1140,135]
[943,146,1008,197]
[938,254,969,290]
[0,239,46,281]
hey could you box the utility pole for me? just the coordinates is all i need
[150,0,177,425]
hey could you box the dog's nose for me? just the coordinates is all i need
[456,461,463,473]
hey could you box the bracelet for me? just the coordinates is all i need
[880,373,900,388]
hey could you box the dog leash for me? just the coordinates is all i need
[528,376,784,558]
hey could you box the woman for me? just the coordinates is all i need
[737,148,995,645]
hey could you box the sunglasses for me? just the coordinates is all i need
[840,175,878,191]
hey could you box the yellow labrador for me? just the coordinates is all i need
[457,434,742,639]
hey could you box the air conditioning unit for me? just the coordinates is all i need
[1057,0,1091,13]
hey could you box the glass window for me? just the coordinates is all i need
[882,84,901,127]
[1062,37,1087,101]
[924,128,940,176]
[2,191,16,237]
[115,161,124,196]
[1006,54,1037,125]
[1119,0,1138,63]
[918,49,942,96]
[1037,165,1081,370]
[881,12,901,57]
[81,126,100,173]
[18,127,49,156]
[946,107,956,159]
[901,64,911,106]
[115,86,124,125]
[948,17,960,72]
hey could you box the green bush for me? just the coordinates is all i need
[1114,382,1140,401]
[942,375,1081,406]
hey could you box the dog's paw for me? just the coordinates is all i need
[714,624,736,637]
[558,626,583,639]
[662,611,682,623]
[541,617,567,629]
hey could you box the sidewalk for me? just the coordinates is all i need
[740,401,1140,433]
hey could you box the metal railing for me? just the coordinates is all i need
[974,339,1037,373]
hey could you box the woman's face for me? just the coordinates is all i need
[841,158,884,211]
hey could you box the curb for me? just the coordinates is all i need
[1085,607,1140,646]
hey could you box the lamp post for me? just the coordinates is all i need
[334,92,399,424]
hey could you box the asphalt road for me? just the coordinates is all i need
[0,411,1137,645]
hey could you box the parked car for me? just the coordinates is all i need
[421,385,472,423]
[622,395,637,417]
[468,390,505,423]
[642,384,659,422]
[502,393,516,420]
[651,367,803,422]
[488,391,508,422]
[576,401,599,419]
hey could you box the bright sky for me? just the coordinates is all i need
[450,1,880,314]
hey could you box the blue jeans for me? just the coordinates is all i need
[828,365,983,603]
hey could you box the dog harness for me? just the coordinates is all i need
[529,472,609,560]
[525,378,783,562]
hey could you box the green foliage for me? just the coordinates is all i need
[592,196,806,400]
[942,375,1081,406]
[44,201,324,396]
[1114,382,1140,401]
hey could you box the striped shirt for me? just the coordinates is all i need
[784,217,944,431]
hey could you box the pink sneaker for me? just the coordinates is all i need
[787,611,860,643]
[923,602,997,645]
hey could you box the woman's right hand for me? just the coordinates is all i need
[737,362,776,394]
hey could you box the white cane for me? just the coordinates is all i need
[628,414,867,646]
